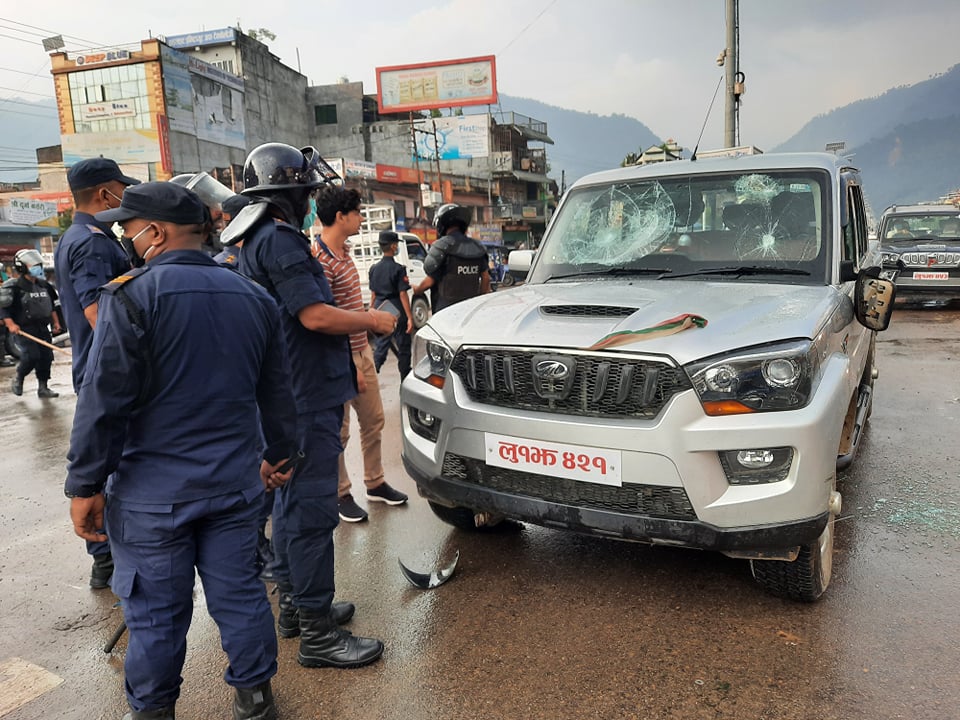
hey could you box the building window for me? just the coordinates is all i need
[213,59,235,74]
[314,104,338,125]
[68,63,151,133]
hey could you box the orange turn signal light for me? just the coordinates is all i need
[703,400,756,416]
[425,375,446,389]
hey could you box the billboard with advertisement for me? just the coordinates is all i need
[413,115,490,160]
[160,44,246,149]
[8,198,58,225]
[377,56,497,113]
[62,130,161,165]
[164,28,236,49]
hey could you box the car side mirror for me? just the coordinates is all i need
[854,267,896,331]
[507,250,534,273]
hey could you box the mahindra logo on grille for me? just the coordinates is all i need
[531,355,576,400]
[535,360,570,379]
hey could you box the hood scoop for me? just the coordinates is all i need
[540,304,638,318]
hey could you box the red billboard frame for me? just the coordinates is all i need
[376,55,497,114]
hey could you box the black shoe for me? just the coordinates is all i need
[37,382,59,398]
[122,707,176,720]
[0,356,14,367]
[366,482,408,506]
[90,552,113,590]
[338,494,368,522]
[233,681,276,720]
[297,608,383,669]
[11,375,23,396]
[276,583,354,638]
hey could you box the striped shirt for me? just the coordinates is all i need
[315,238,367,352]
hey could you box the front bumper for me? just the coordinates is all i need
[404,455,829,550]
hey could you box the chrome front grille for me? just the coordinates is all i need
[442,453,696,519]
[450,347,690,419]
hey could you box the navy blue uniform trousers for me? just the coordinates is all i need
[271,406,342,612]
[106,489,277,712]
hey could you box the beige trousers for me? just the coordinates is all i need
[338,344,385,496]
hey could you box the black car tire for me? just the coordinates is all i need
[411,295,431,330]
[6,333,23,360]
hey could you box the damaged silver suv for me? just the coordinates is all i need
[400,152,895,601]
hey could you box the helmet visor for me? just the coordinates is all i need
[301,146,343,186]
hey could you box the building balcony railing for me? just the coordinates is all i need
[492,200,553,223]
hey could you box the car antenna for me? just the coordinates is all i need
[690,74,725,162]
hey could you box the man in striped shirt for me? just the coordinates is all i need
[314,186,409,523]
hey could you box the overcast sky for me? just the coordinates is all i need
[2,1,960,158]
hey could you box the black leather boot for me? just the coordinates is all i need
[122,706,175,719]
[37,380,59,398]
[90,552,113,590]
[276,584,355,638]
[275,582,299,638]
[233,680,276,720]
[297,608,383,669]
[11,375,23,396]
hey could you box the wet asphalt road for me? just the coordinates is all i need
[1,298,959,720]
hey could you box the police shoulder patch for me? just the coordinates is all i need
[100,265,149,294]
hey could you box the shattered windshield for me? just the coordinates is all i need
[530,169,829,284]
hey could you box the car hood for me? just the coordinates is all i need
[426,280,847,366]
[881,239,960,253]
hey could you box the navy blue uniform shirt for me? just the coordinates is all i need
[54,212,131,391]
[238,217,355,414]
[368,254,410,304]
[64,250,297,504]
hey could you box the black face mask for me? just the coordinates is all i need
[119,225,153,268]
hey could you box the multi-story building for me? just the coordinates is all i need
[36,27,557,248]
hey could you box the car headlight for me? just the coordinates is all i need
[880,251,900,265]
[685,338,823,416]
[412,325,454,388]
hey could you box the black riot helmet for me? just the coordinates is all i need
[241,143,331,196]
[434,203,471,237]
[14,248,43,274]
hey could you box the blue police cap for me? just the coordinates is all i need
[378,230,400,246]
[67,157,140,191]
[95,182,207,225]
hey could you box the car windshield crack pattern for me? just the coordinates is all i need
[556,182,676,265]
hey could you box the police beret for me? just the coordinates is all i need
[378,230,400,246]
[67,157,140,191]
[95,182,206,225]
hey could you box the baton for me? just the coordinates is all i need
[15,329,72,356]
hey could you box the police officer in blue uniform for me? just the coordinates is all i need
[223,142,395,669]
[369,230,413,379]
[413,203,491,311]
[54,157,138,589]
[1,249,63,398]
[65,182,299,720]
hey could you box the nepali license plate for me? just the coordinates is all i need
[484,432,622,487]
[912,271,949,280]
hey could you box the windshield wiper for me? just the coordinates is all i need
[664,265,811,279]
[546,266,672,282]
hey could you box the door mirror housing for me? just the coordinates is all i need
[854,267,896,331]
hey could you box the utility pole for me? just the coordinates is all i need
[410,112,426,220]
[723,0,738,147]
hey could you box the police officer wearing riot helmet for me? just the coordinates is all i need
[66,182,299,720]
[369,230,413,379]
[413,203,490,311]
[225,142,395,669]
[1,249,62,398]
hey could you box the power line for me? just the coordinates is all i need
[0,15,104,47]
[0,97,57,110]
[498,0,559,55]
[0,84,54,98]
